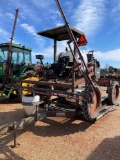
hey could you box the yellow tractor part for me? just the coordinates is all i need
[22,76,39,95]
[11,77,39,96]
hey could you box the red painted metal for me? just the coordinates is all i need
[97,76,120,86]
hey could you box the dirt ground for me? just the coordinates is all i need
[0,87,120,160]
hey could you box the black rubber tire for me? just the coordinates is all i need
[82,84,101,121]
[108,81,119,105]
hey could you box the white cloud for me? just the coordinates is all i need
[20,23,45,47]
[111,0,120,23]
[94,49,120,61]
[32,48,53,60]
[72,0,106,36]
[6,12,15,19]
[55,21,64,27]
[20,23,37,36]
[7,0,41,22]
[31,0,53,8]
[0,28,9,36]
[111,0,120,14]
[0,27,21,44]
[0,28,10,42]
[31,40,69,63]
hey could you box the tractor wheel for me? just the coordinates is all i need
[108,81,119,105]
[82,84,101,121]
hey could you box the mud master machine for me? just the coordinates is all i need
[17,0,119,122]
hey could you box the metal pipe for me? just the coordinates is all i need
[54,39,57,62]
[4,9,19,84]
[35,105,38,122]
[12,121,17,148]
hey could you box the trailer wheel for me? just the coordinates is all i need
[82,84,101,121]
[108,81,119,105]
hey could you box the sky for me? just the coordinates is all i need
[0,0,120,68]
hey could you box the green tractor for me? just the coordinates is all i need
[0,9,41,99]
[0,43,40,98]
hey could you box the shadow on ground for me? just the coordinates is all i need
[0,109,25,159]
[25,117,93,137]
[86,136,120,160]
[0,105,119,159]
[0,97,21,104]
[0,143,25,160]
[0,107,93,159]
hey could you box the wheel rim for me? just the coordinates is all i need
[90,90,101,116]
[112,85,119,101]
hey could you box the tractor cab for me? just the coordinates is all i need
[0,43,32,64]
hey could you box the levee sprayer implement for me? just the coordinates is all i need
[9,0,118,122]
[0,0,119,148]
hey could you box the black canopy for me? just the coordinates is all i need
[37,25,85,41]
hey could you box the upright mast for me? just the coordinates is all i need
[4,9,19,84]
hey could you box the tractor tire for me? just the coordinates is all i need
[108,81,119,105]
[82,84,101,121]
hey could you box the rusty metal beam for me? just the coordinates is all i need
[14,79,72,88]
[14,73,93,89]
